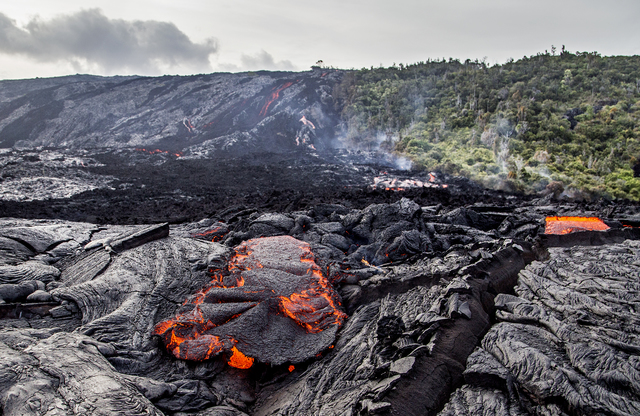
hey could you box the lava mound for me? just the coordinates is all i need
[154,236,347,367]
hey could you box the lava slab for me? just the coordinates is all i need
[154,235,347,367]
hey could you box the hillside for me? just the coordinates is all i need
[1,52,640,201]
[334,51,640,200]
[0,70,343,155]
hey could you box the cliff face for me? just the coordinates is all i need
[0,70,343,155]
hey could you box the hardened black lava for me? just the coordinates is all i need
[0,149,524,224]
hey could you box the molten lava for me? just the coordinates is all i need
[545,216,610,235]
[153,236,347,367]
[135,148,183,157]
[183,118,195,133]
[259,81,296,117]
[228,346,254,369]
[300,115,316,130]
[191,226,229,242]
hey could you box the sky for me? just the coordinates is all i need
[0,0,639,80]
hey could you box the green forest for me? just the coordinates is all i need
[333,49,640,200]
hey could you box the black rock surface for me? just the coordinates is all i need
[1,196,638,415]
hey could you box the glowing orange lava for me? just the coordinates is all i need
[288,365,295,372]
[135,148,183,157]
[153,236,346,368]
[278,244,347,333]
[260,81,295,117]
[300,115,316,129]
[228,346,255,369]
[183,118,195,133]
[191,226,228,242]
[545,216,610,235]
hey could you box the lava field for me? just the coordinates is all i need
[1,173,640,415]
[1,71,640,416]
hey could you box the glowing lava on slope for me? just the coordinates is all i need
[259,81,296,117]
[153,236,347,368]
[545,216,610,235]
[135,148,183,157]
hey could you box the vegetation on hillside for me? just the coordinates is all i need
[333,49,640,200]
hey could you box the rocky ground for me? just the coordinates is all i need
[2,70,640,415]
[0,146,517,224]
[1,191,639,415]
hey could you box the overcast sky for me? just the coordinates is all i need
[0,0,638,80]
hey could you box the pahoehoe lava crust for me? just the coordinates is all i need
[153,236,346,366]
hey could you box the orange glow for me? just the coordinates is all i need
[545,216,610,235]
[300,115,316,129]
[228,346,254,369]
[154,236,347,366]
[279,289,347,333]
[183,118,195,133]
[260,81,295,117]
[288,365,295,372]
[135,148,183,157]
[191,226,227,242]
[277,242,347,333]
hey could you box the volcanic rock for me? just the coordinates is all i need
[0,236,34,265]
[25,289,53,302]
[0,196,638,416]
[0,330,162,415]
[439,239,640,416]
[0,260,60,284]
[0,280,44,303]
[154,235,347,366]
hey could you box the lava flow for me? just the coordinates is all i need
[153,236,347,368]
[259,81,296,117]
[191,225,229,242]
[135,148,183,157]
[183,118,195,133]
[545,216,611,235]
[228,346,254,370]
[300,115,316,130]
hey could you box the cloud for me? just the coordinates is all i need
[240,50,295,71]
[0,9,218,74]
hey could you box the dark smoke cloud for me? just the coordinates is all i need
[0,9,218,74]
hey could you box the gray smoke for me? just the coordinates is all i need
[0,9,218,74]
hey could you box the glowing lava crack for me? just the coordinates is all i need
[153,236,347,368]
[545,216,610,235]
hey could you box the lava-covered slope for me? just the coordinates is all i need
[0,70,343,153]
